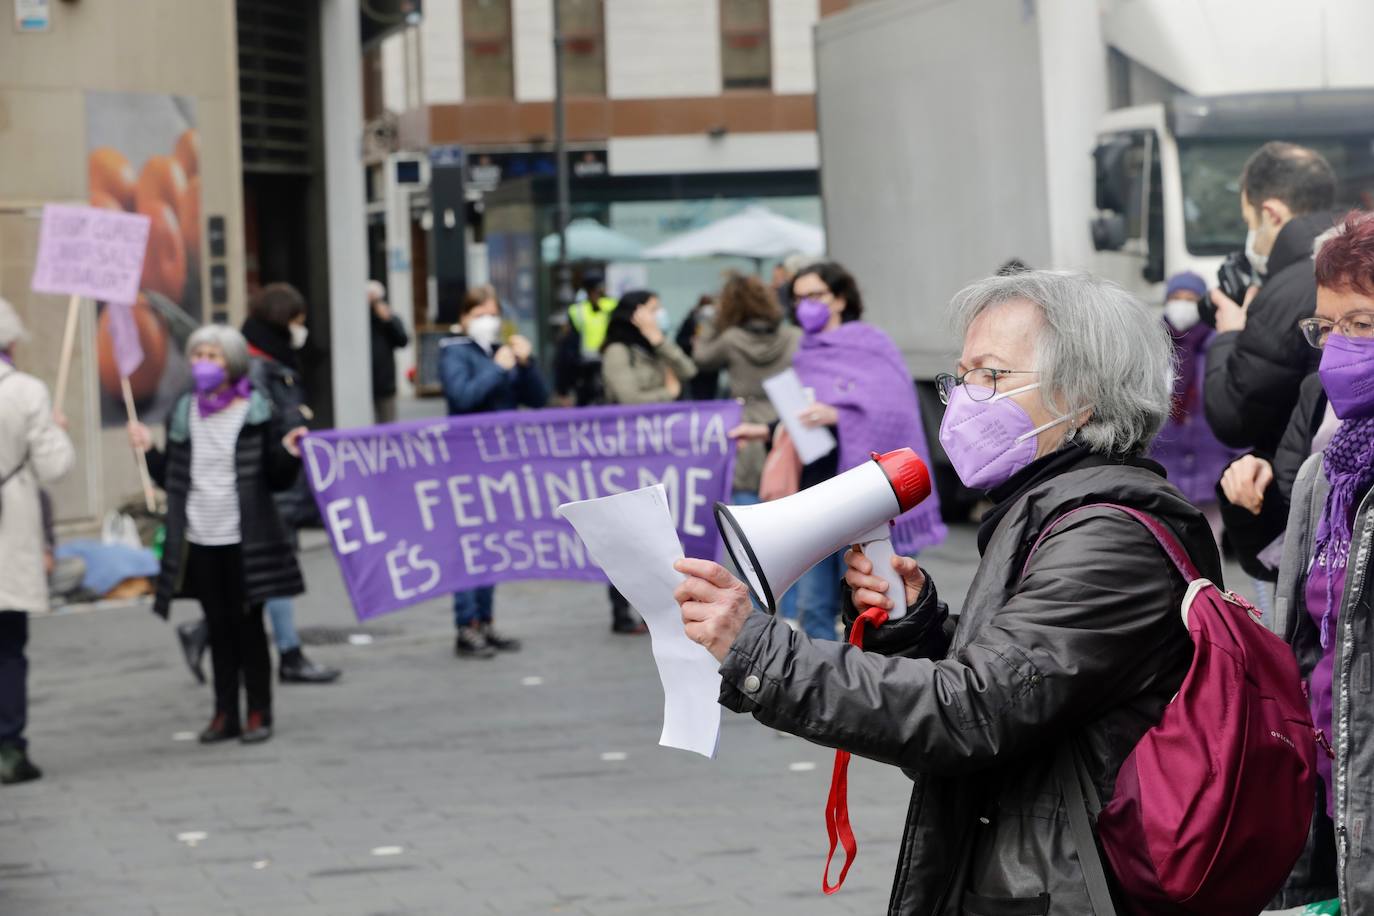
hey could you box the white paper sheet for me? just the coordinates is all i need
[763,368,838,465]
[557,485,722,758]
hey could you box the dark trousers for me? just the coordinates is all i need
[452,586,495,629]
[609,586,632,626]
[0,611,28,749]
[185,544,271,723]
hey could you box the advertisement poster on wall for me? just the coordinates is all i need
[85,91,203,427]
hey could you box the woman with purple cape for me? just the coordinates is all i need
[784,262,946,639]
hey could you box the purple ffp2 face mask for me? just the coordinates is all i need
[1319,333,1374,420]
[938,382,1078,490]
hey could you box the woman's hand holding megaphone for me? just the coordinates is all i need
[673,558,754,663]
[843,546,926,612]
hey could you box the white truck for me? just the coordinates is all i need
[815,0,1374,380]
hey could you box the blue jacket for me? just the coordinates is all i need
[439,335,548,416]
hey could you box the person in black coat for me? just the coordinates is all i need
[369,280,409,423]
[1217,373,1328,581]
[240,284,339,685]
[1203,142,1337,457]
[129,324,307,745]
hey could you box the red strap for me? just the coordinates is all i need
[823,605,889,895]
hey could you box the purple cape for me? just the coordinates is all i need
[793,321,946,554]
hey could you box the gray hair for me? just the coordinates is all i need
[366,280,387,303]
[0,296,26,349]
[951,269,1174,456]
[186,323,251,382]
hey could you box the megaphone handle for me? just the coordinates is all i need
[857,531,906,622]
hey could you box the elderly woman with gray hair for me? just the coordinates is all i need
[674,270,1224,911]
[129,324,307,745]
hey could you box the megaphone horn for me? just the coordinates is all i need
[714,448,931,620]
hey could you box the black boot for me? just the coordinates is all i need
[454,625,495,659]
[0,744,41,785]
[279,647,341,684]
[198,712,241,744]
[240,710,272,744]
[479,622,521,652]
[609,588,647,635]
[177,619,209,685]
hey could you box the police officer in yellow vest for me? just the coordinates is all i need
[569,291,617,356]
[554,274,617,405]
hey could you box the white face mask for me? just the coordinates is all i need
[1245,227,1270,277]
[656,309,671,333]
[466,314,502,348]
[289,323,309,350]
[1163,298,1201,331]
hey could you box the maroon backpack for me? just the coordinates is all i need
[1025,504,1319,915]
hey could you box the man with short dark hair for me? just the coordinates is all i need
[1204,141,1337,455]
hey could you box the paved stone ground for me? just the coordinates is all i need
[5,493,1258,914]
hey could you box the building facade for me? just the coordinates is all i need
[363,0,861,379]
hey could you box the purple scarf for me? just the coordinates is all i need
[198,376,252,417]
[1313,415,1374,647]
[793,321,947,553]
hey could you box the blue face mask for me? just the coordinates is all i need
[657,309,671,333]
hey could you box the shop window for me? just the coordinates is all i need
[559,0,605,97]
[463,0,514,99]
[721,0,771,90]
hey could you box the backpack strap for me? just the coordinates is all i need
[1020,502,1201,583]
[1054,745,1119,916]
[1027,502,1200,916]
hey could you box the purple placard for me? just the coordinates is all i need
[106,301,144,378]
[30,203,151,304]
[303,401,742,620]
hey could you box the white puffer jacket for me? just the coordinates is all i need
[0,365,75,613]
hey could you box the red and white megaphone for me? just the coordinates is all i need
[714,448,931,621]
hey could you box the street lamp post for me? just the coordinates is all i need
[552,1,574,320]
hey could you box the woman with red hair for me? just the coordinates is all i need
[1240,211,1374,910]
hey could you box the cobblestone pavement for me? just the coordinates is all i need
[3,508,1256,915]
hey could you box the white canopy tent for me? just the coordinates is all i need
[642,205,825,262]
[540,218,644,263]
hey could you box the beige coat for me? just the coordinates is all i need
[601,340,697,405]
[0,366,75,613]
[692,320,801,492]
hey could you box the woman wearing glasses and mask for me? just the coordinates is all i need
[1240,212,1374,912]
[763,262,944,641]
[673,270,1224,910]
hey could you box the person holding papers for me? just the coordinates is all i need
[771,262,945,640]
[601,290,699,633]
[439,286,548,658]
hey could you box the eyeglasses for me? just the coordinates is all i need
[935,368,1038,405]
[1298,310,1374,349]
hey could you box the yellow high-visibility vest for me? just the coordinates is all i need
[569,296,617,355]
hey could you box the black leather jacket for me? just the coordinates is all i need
[718,456,1220,914]
[1204,212,1335,458]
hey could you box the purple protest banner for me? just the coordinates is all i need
[30,203,151,304]
[303,400,742,620]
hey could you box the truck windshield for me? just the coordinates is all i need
[1179,137,1374,256]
